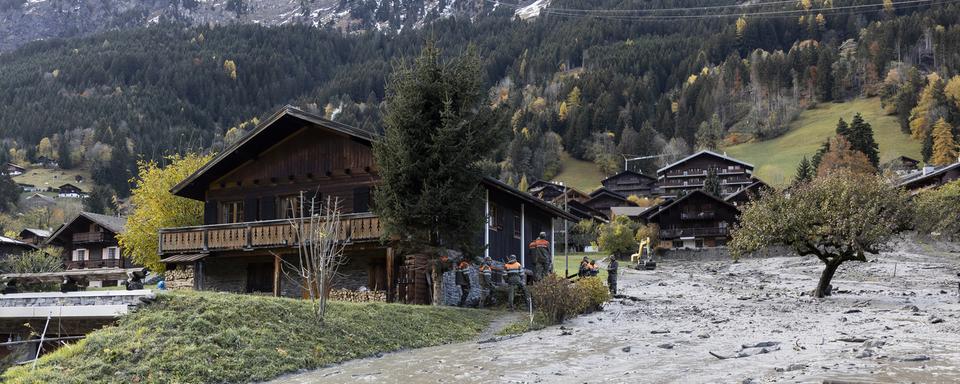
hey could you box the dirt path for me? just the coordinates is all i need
[269,247,960,383]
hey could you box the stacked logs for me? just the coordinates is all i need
[329,288,387,303]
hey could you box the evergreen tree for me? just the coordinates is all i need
[811,140,830,171]
[0,174,18,213]
[83,185,115,214]
[846,113,880,168]
[57,136,72,169]
[702,167,721,197]
[373,42,501,261]
[930,118,958,165]
[794,156,813,185]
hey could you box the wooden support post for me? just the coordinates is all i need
[273,254,281,297]
[386,247,395,302]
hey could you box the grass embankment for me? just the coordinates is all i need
[12,166,92,190]
[3,291,495,384]
[553,152,606,192]
[726,98,922,186]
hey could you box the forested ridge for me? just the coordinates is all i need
[1,0,960,197]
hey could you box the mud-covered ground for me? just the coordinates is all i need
[271,244,960,383]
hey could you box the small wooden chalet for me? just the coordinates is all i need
[157,105,575,302]
[642,190,739,249]
[601,170,658,198]
[45,212,134,286]
[898,162,960,194]
[4,163,25,176]
[18,228,51,245]
[57,183,84,198]
[18,183,38,192]
[724,179,770,207]
[0,236,36,260]
[656,150,754,198]
[583,188,633,217]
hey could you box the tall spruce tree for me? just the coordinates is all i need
[794,156,813,185]
[847,113,880,168]
[703,168,721,196]
[373,42,501,260]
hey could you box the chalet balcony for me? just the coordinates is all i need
[660,227,730,239]
[680,211,715,220]
[72,232,105,243]
[158,213,383,255]
[663,167,748,178]
[65,259,122,269]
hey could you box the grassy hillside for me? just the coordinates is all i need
[553,152,607,193]
[725,98,922,186]
[12,166,92,191]
[3,291,495,384]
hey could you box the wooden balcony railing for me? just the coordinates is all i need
[158,213,383,255]
[65,259,122,270]
[73,232,105,243]
[680,211,715,220]
[660,227,729,239]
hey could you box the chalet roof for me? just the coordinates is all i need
[602,170,656,184]
[610,206,650,217]
[0,235,36,249]
[58,183,82,191]
[588,187,628,200]
[171,105,378,200]
[897,162,960,188]
[565,200,608,222]
[6,162,25,170]
[20,228,51,238]
[645,190,738,220]
[898,155,920,163]
[25,193,55,203]
[656,150,754,174]
[46,212,127,245]
[482,177,578,221]
[17,183,35,187]
[724,179,770,202]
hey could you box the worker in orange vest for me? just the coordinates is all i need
[504,254,530,311]
[455,258,472,307]
[478,256,498,308]
[528,231,551,280]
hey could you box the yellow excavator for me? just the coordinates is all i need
[630,237,657,270]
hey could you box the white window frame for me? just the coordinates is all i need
[72,248,88,261]
[105,246,120,260]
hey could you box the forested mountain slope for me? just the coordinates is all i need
[0,0,958,197]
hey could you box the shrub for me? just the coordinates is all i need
[575,277,610,312]
[530,274,587,325]
[597,216,639,257]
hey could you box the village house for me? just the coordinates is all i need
[18,228,51,246]
[57,183,84,198]
[0,236,37,260]
[582,188,633,218]
[18,183,38,192]
[3,163,25,176]
[656,150,755,198]
[45,212,133,287]
[897,161,960,195]
[641,190,740,249]
[724,179,770,207]
[600,170,659,198]
[157,106,575,303]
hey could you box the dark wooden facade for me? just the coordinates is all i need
[159,106,574,302]
[643,190,739,249]
[57,183,84,197]
[601,170,658,197]
[724,180,769,207]
[583,188,633,217]
[656,150,754,198]
[898,162,960,194]
[45,213,134,272]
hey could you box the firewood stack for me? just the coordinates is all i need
[329,288,387,303]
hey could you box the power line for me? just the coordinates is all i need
[490,0,949,20]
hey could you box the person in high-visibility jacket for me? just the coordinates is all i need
[478,256,498,308]
[607,256,619,295]
[578,256,591,278]
[503,254,530,311]
[528,232,551,281]
[455,259,472,307]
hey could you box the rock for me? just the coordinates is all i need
[560,330,573,336]
[929,316,945,324]
[657,343,674,349]
[651,330,670,334]
[902,305,920,313]
[621,346,631,353]
[901,355,930,362]
[862,340,885,349]
[843,309,861,314]
[742,341,779,349]
[855,349,874,359]
[698,333,711,339]
[836,337,868,343]
[679,330,693,334]
[786,363,807,371]
[658,282,668,286]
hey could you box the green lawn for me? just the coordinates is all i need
[553,152,606,193]
[3,291,496,384]
[12,166,92,191]
[725,98,922,186]
[553,252,610,281]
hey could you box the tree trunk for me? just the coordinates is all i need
[814,258,842,298]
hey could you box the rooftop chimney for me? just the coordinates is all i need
[922,165,935,175]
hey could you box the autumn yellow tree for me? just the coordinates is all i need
[223,59,238,80]
[816,135,875,177]
[36,137,54,159]
[909,73,944,140]
[930,118,958,165]
[117,153,214,271]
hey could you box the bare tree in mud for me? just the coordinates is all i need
[730,170,910,298]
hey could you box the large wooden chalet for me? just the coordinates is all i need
[601,170,658,198]
[656,150,755,198]
[45,212,135,287]
[641,190,739,249]
[158,106,575,302]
